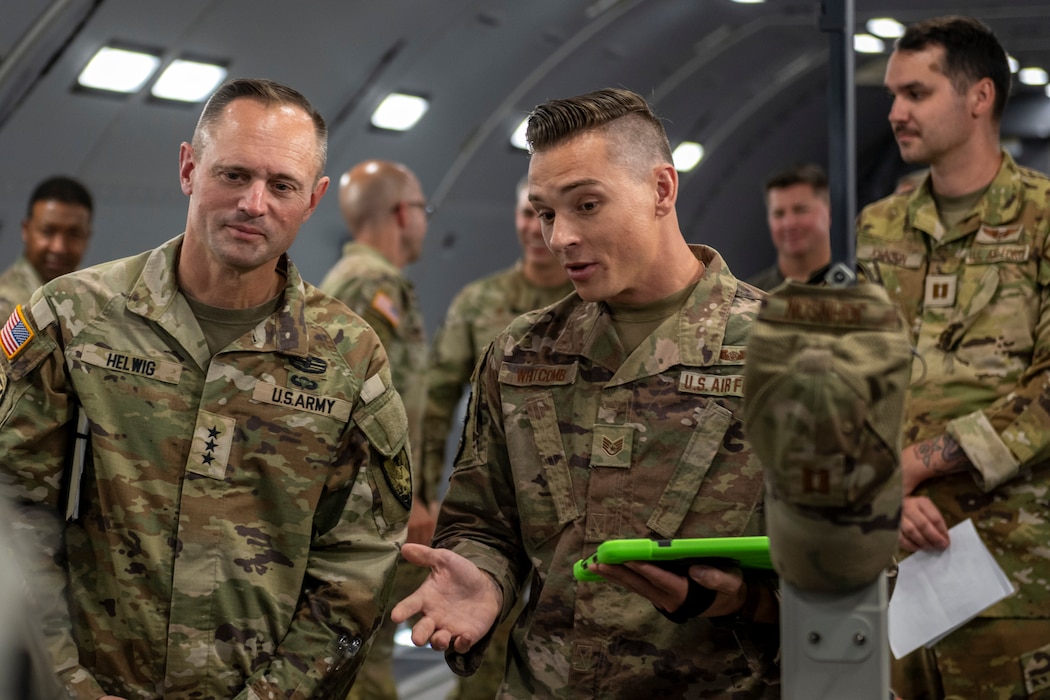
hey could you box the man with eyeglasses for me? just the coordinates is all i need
[320,159,437,700]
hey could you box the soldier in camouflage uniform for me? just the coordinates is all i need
[857,17,1050,699]
[319,159,436,700]
[0,176,93,319]
[393,88,780,699]
[424,176,572,700]
[745,163,831,292]
[0,78,410,699]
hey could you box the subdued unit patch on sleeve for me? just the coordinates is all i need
[370,291,401,328]
[1,305,34,360]
[382,449,413,510]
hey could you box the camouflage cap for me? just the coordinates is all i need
[743,281,910,593]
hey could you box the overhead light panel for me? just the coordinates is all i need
[1008,56,1020,73]
[672,141,704,172]
[151,59,228,102]
[853,34,885,54]
[510,116,530,151]
[371,92,429,131]
[1018,67,1049,86]
[866,18,904,39]
[77,46,161,94]
[730,0,766,4]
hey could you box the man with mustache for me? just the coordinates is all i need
[0,175,93,319]
[857,16,1050,699]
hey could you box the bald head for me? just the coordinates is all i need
[339,160,422,233]
[338,159,428,267]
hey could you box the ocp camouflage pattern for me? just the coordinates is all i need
[0,255,45,321]
[320,241,433,503]
[434,246,779,699]
[0,234,410,699]
[858,152,1050,697]
[422,261,572,488]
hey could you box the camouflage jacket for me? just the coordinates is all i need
[0,255,44,320]
[0,235,411,699]
[422,261,573,488]
[434,246,779,699]
[857,152,1050,619]
[319,242,432,502]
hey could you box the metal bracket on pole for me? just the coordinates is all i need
[781,576,892,699]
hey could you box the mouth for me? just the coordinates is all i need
[227,223,265,238]
[894,128,918,142]
[563,260,596,281]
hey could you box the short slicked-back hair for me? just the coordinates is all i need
[525,88,673,180]
[27,176,93,218]
[764,163,829,203]
[192,78,329,179]
[896,16,1011,121]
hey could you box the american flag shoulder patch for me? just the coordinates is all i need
[1,305,35,360]
[371,291,401,328]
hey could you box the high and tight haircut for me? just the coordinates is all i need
[27,176,93,218]
[896,16,1011,122]
[192,77,329,179]
[764,163,829,202]
[525,88,673,180]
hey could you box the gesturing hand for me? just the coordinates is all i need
[390,543,503,654]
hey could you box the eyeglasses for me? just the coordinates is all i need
[403,200,433,218]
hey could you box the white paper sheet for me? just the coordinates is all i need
[887,518,1015,659]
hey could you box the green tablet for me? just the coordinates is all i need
[573,536,772,582]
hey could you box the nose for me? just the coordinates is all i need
[46,233,70,254]
[545,218,577,254]
[887,96,906,126]
[239,181,267,216]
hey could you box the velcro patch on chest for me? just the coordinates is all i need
[187,410,236,479]
[589,425,633,468]
[975,223,1023,244]
[499,362,578,386]
[679,371,745,397]
[252,381,352,421]
[924,274,957,308]
[78,344,183,383]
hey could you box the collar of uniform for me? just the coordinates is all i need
[341,241,400,277]
[548,244,740,383]
[907,150,1024,242]
[665,244,739,370]
[126,234,312,364]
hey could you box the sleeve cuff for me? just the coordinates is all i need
[946,411,1019,492]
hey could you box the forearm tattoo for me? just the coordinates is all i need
[914,433,969,476]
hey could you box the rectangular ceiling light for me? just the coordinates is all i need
[371,93,429,131]
[77,46,161,94]
[151,59,228,102]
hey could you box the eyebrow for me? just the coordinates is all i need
[529,178,602,202]
[885,80,925,92]
[213,162,306,188]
